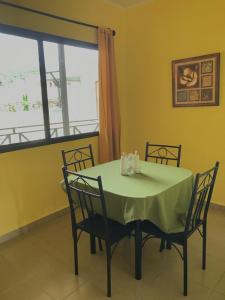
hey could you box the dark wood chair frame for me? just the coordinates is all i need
[63,168,132,297]
[141,162,219,296]
[145,142,182,167]
[61,144,103,252]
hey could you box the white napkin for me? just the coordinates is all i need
[120,151,141,176]
[126,153,135,175]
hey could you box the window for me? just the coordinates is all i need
[0,25,99,152]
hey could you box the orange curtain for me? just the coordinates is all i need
[98,27,121,163]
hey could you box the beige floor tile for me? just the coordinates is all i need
[64,281,111,300]
[186,251,225,289]
[0,236,66,282]
[208,291,225,300]
[30,227,74,267]
[0,254,25,293]
[138,277,212,300]
[0,280,52,300]
[29,267,85,300]
[64,279,140,300]
[214,272,225,295]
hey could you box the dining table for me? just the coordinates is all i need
[62,159,194,280]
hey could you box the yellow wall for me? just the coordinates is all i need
[125,0,225,206]
[0,137,98,237]
[0,0,127,237]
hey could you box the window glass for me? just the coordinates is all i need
[44,41,99,138]
[0,33,44,145]
[64,45,99,134]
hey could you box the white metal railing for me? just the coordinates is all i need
[0,119,99,145]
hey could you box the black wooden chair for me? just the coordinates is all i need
[61,144,103,252]
[141,162,219,296]
[145,142,182,167]
[63,168,132,297]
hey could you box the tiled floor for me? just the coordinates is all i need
[0,207,224,299]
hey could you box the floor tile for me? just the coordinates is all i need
[214,271,225,295]
[0,280,52,300]
[0,254,24,293]
[208,290,225,300]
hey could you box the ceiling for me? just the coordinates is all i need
[105,0,154,8]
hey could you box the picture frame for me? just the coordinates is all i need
[172,53,220,107]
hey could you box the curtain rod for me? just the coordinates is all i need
[0,0,116,36]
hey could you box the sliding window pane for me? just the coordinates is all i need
[0,33,44,146]
[44,41,98,138]
[64,45,99,134]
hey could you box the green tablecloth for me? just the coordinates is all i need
[62,160,193,233]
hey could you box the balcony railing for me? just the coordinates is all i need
[0,119,99,145]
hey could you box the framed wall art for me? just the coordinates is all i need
[172,53,220,107]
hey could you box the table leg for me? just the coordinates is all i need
[135,220,142,280]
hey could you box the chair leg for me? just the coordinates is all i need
[160,239,165,252]
[166,240,172,250]
[202,223,207,270]
[106,244,111,297]
[98,238,103,251]
[183,240,188,296]
[73,230,78,275]
[135,220,142,280]
[90,234,96,254]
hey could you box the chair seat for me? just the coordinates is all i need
[141,220,188,245]
[77,214,132,245]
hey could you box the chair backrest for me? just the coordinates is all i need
[145,142,182,167]
[185,162,219,233]
[62,167,109,238]
[61,144,95,171]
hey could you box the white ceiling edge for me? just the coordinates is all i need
[102,0,155,9]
